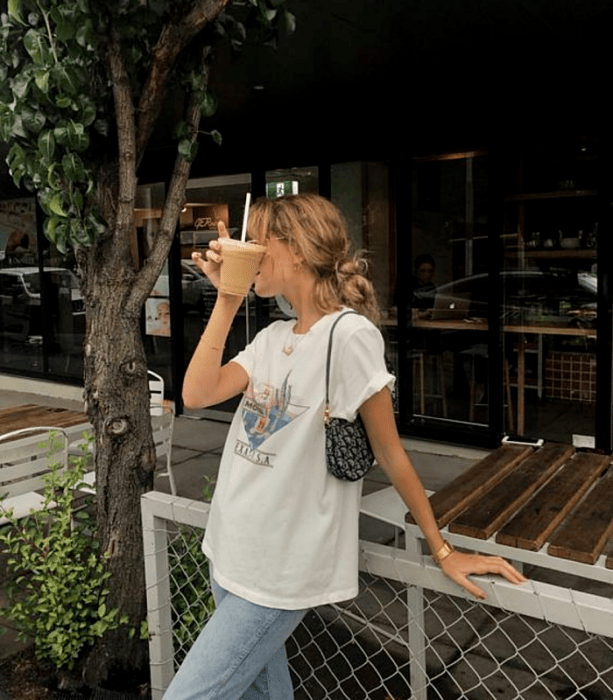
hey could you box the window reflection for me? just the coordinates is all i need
[331,162,397,408]
[180,174,252,418]
[410,152,489,425]
[502,140,599,442]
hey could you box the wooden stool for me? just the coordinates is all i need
[412,350,448,417]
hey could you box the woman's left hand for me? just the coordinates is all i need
[440,550,528,600]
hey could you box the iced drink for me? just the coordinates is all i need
[218,239,267,296]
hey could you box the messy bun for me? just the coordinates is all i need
[248,194,380,325]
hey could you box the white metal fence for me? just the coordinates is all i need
[142,491,613,700]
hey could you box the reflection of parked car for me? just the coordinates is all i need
[180,260,216,315]
[151,260,216,316]
[416,269,597,325]
[0,267,83,339]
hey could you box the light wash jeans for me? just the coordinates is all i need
[163,571,307,700]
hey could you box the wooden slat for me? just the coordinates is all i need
[496,452,610,551]
[0,405,87,437]
[448,442,575,540]
[0,404,40,433]
[406,444,534,528]
[547,467,613,564]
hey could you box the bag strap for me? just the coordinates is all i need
[324,310,359,422]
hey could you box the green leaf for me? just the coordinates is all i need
[34,67,50,93]
[70,188,84,212]
[48,193,67,217]
[79,101,97,128]
[260,6,277,22]
[62,152,85,181]
[54,120,89,151]
[21,105,46,133]
[178,138,198,162]
[51,6,77,44]
[94,119,109,137]
[37,131,56,160]
[44,216,61,244]
[199,91,218,118]
[173,120,191,140]
[53,64,81,95]
[47,163,62,190]
[284,10,296,34]
[211,130,223,146]
[0,111,14,142]
[7,0,25,25]
[55,95,74,109]
[75,19,95,49]
[24,28,49,65]
[11,114,27,139]
[11,70,32,99]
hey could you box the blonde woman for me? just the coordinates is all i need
[166,194,526,700]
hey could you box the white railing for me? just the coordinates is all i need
[142,491,613,700]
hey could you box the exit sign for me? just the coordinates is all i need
[266,181,299,199]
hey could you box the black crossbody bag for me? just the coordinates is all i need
[323,310,375,481]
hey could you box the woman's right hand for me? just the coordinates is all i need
[191,220,230,291]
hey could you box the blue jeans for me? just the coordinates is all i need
[163,572,308,700]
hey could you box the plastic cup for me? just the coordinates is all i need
[218,239,267,296]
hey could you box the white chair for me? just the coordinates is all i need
[0,426,70,523]
[148,370,165,416]
[151,405,176,495]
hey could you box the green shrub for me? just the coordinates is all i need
[0,432,129,671]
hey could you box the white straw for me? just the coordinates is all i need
[240,192,251,242]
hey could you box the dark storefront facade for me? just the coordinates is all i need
[1,1,612,451]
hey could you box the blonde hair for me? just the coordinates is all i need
[248,194,380,325]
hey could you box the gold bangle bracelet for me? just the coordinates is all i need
[432,540,455,565]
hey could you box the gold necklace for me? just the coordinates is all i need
[282,324,307,356]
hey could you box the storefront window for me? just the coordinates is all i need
[136,183,171,391]
[410,151,490,426]
[331,162,397,406]
[502,140,599,444]
[0,196,86,378]
[180,174,252,419]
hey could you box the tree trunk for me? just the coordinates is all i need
[80,251,156,684]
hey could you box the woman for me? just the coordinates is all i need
[166,194,526,700]
[411,253,437,311]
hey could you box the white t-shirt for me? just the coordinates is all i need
[202,308,395,610]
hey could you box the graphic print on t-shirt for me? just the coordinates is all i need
[239,372,309,460]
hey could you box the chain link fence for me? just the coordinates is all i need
[142,492,613,700]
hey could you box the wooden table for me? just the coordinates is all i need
[0,404,90,440]
[363,443,613,700]
[413,316,597,434]
[407,442,613,568]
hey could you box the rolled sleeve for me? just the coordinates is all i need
[329,320,395,421]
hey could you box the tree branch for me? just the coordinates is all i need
[107,27,137,257]
[128,86,205,316]
[135,0,231,166]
